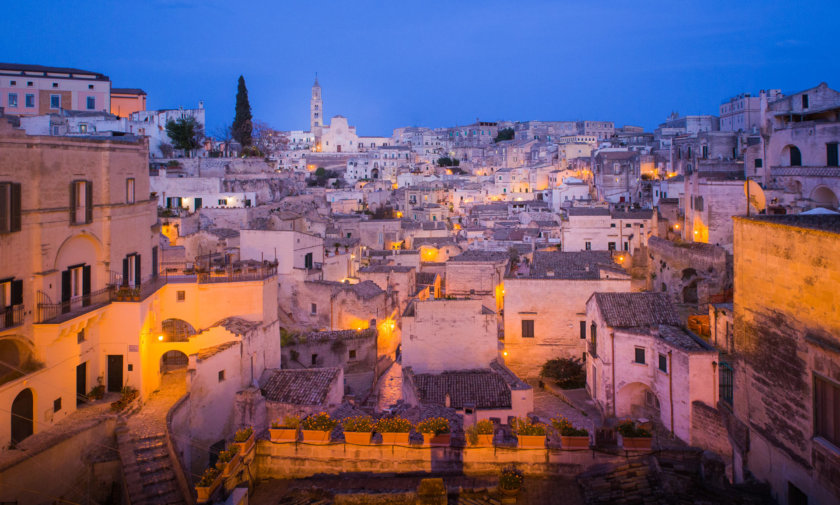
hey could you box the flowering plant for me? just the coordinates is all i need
[617,419,651,438]
[271,415,300,429]
[466,419,495,445]
[416,417,450,435]
[499,465,524,490]
[197,467,220,487]
[301,412,338,432]
[512,417,546,436]
[551,416,588,436]
[341,415,375,433]
[233,427,253,442]
[374,416,413,433]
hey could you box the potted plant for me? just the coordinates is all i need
[232,426,255,455]
[374,416,412,445]
[512,417,547,448]
[498,465,523,497]
[131,287,141,301]
[270,416,299,443]
[341,415,375,445]
[300,412,337,444]
[417,417,451,447]
[617,419,652,450]
[552,416,590,450]
[466,420,495,447]
[215,445,240,477]
[195,467,221,503]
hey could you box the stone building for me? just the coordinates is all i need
[592,150,641,203]
[726,215,840,504]
[584,292,718,444]
[260,367,344,427]
[646,236,731,307]
[502,251,631,378]
[444,250,508,311]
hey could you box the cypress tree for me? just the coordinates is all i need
[232,75,253,147]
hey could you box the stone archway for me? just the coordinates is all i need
[160,350,189,373]
[811,186,839,209]
[11,388,34,446]
[161,319,197,342]
[616,382,660,420]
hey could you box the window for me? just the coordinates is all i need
[9,80,15,86]
[218,199,226,206]
[50,94,60,109]
[311,354,318,366]
[304,252,313,269]
[123,253,140,287]
[26,81,32,86]
[79,123,87,133]
[70,265,85,298]
[88,84,94,90]
[0,182,22,233]
[7,93,17,108]
[634,347,646,364]
[77,329,86,344]
[52,82,58,88]
[802,94,809,109]
[625,223,632,228]
[86,96,95,110]
[608,242,616,251]
[610,223,616,228]
[349,350,356,360]
[310,303,317,315]
[624,242,629,251]
[754,158,763,169]
[25,94,34,108]
[580,321,586,339]
[590,323,597,356]
[126,178,135,204]
[658,353,667,372]
[521,319,535,339]
[827,143,839,167]
[814,374,840,447]
[218,370,225,382]
[53,398,62,412]
[71,180,92,224]
[585,241,591,250]
[789,145,802,166]
[176,290,186,301]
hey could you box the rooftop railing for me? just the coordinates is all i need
[0,304,25,330]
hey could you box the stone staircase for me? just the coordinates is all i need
[118,429,187,505]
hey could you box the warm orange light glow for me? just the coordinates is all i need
[395,211,403,218]
[158,335,164,341]
[674,223,680,230]
[503,351,508,357]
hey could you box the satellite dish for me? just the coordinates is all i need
[744,180,766,212]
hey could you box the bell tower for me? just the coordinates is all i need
[310,74,323,133]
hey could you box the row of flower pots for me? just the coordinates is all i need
[269,413,453,446]
[195,427,255,503]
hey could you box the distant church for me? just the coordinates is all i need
[308,76,390,153]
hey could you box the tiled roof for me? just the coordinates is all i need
[622,325,713,352]
[521,251,621,280]
[566,207,611,216]
[415,272,437,286]
[449,250,509,262]
[593,292,681,328]
[0,62,109,80]
[301,328,376,343]
[610,209,654,220]
[197,341,238,361]
[739,214,840,234]
[359,265,415,273]
[261,368,340,405]
[111,88,146,95]
[410,369,512,409]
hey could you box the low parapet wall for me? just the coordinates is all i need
[253,440,627,479]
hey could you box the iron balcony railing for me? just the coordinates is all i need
[0,304,25,330]
[36,287,115,324]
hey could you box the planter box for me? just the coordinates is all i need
[269,428,297,443]
[195,474,222,503]
[619,434,652,450]
[561,435,590,450]
[470,434,494,447]
[219,453,241,478]
[344,431,373,445]
[422,433,451,447]
[517,434,546,448]
[301,429,332,444]
[232,432,255,455]
[380,432,410,445]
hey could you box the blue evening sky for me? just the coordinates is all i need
[3,1,838,136]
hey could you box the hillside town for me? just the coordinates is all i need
[0,61,839,505]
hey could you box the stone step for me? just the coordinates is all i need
[135,437,167,451]
[136,450,168,464]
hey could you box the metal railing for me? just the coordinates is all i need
[36,287,115,324]
[719,361,734,407]
[0,304,24,330]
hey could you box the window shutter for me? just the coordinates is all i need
[61,270,72,302]
[82,265,91,295]
[85,181,93,223]
[11,279,23,306]
[122,258,129,287]
[134,254,141,286]
[70,181,77,223]
[10,183,21,232]
[0,182,8,233]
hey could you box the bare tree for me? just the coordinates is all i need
[252,120,288,157]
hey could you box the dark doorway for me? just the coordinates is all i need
[11,388,34,446]
[682,281,699,304]
[194,197,202,210]
[788,482,808,505]
[107,355,123,392]
[76,362,87,405]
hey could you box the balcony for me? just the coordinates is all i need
[0,305,25,330]
[36,287,114,324]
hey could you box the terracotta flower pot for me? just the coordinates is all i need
[500,486,520,497]
[517,434,546,448]
[195,474,222,503]
[472,434,494,447]
[269,428,297,443]
[380,432,410,445]
[233,432,255,455]
[344,431,373,445]
[422,433,451,447]
[301,429,332,444]
[219,453,241,478]
[619,434,652,450]
[561,435,590,450]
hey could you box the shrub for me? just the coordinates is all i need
[374,416,413,433]
[271,415,300,429]
[540,357,586,389]
[301,412,338,432]
[341,415,375,433]
[499,465,524,490]
[512,417,546,436]
[233,427,253,442]
[216,445,239,467]
[551,416,588,436]
[416,417,450,435]
[617,419,651,438]
[197,467,220,487]
[466,420,494,445]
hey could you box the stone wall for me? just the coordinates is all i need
[646,236,730,307]
[689,401,732,463]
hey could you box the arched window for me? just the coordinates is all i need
[789,145,802,166]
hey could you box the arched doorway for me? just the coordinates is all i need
[11,388,34,446]
[616,382,660,420]
[0,339,22,382]
[371,168,379,179]
[160,350,189,373]
[782,145,802,167]
[812,186,839,209]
